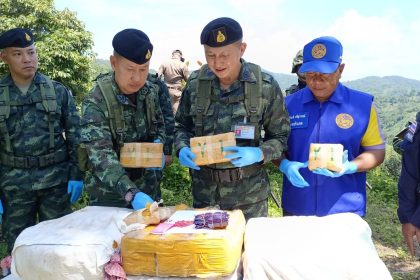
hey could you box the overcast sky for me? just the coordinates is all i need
[55,0,419,81]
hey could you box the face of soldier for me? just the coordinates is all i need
[0,45,38,84]
[110,54,149,94]
[204,41,246,89]
[304,64,345,102]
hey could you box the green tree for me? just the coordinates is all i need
[0,0,95,99]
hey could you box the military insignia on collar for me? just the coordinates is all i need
[336,113,354,129]
[25,32,31,41]
[145,49,152,60]
[312,43,327,59]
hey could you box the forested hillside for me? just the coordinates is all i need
[344,76,420,139]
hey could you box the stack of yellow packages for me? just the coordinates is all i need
[121,208,245,278]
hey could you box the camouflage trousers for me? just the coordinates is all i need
[190,167,270,221]
[0,182,71,254]
[87,169,162,208]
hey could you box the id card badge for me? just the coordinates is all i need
[234,123,256,140]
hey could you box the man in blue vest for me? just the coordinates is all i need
[279,36,386,217]
[397,111,420,256]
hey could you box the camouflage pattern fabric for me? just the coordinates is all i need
[0,73,81,190]
[190,168,269,220]
[285,80,306,96]
[0,182,71,253]
[147,72,175,199]
[148,72,174,155]
[0,72,80,253]
[80,72,166,207]
[175,61,290,219]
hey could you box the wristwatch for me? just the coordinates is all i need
[124,188,140,203]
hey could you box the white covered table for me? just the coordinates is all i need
[242,213,392,280]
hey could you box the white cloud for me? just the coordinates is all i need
[325,9,418,80]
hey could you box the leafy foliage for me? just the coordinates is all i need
[0,0,95,99]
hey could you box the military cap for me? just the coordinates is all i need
[112,28,153,65]
[0,28,34,49]
[299,36,343,74]
[200,17,243,47]
[291,49,303,73]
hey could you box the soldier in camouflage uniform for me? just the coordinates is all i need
[392,114,417,155]
[147,71,175,194]
[285,49,307,96]
[174,17,290,220]
[0,28,82,254]
[79,29,166,210]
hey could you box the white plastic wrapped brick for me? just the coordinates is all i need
[11,206,131,280]
[243,213,392,280]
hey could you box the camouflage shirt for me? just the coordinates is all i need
[0,72,81,191]
[174,60,290,165]
[148,72,174,155]
[80,72,166,200]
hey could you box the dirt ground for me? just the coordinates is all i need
[375,242,420,279]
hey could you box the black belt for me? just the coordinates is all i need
[198,165,260,183]
[0,149,68,169]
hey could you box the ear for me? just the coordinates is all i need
[239,42,247,57]
[0,50,7,64]
[337,63,345,79]
[110,55,117,70]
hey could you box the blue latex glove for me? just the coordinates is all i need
[279,159,309,188]
[131,192,154,210]
[179,147,200,170]
[312,150,358,178]
[146,139,165,170]
[0,199,3,224]
[67,180,84,204]
[223,146,263,167]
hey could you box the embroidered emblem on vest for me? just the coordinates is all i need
[336,113,354,129]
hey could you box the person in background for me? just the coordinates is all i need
[79,29,166,210]
[285,49,306,96]
[396,112,420,257]
[393,116,417,155]
[148,70,175,192]
[279,36,385,217]
[174,17,290,220]
[158,49,190,115]
[0,28,82,258]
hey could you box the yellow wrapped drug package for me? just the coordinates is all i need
[120,142,163,168]
[308,143,343,172]
[121,209,245,278]
[190,132,236,166]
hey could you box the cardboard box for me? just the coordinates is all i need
[121,210,245,278]
[190,132,236,166]
[120,143,163,168]
[308,143,343,172]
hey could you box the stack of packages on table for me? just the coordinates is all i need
[9,204,245,280]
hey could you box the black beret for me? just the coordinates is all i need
[112,28,153,65]
[200,17,243,47]
[0,28,34,49]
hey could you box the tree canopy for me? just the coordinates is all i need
[0,0,95,98]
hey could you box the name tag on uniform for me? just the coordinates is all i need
[234,124,255,139]
[290,112,308,129]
